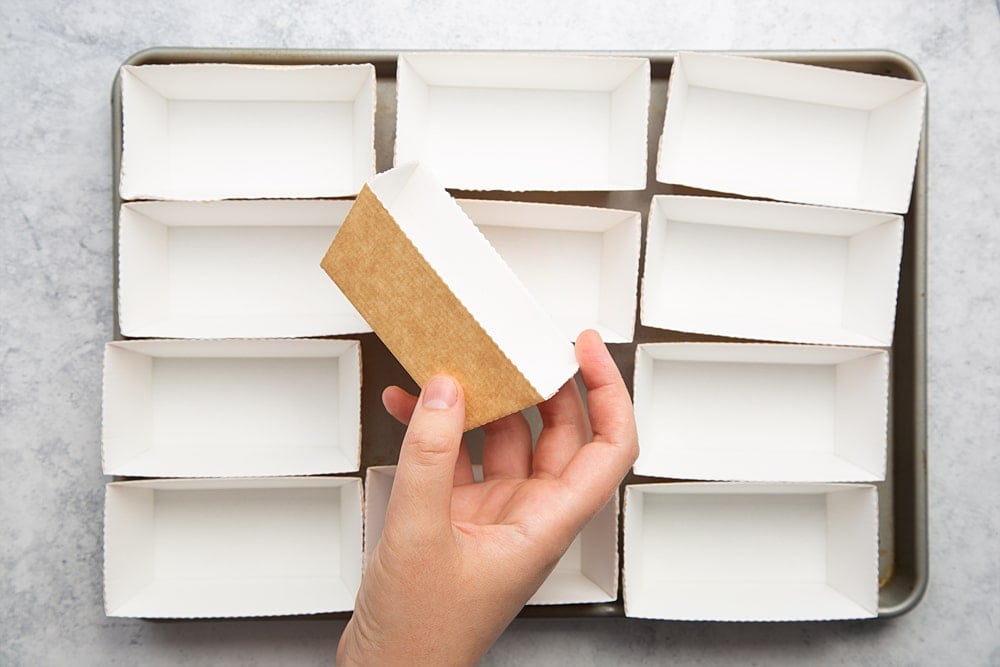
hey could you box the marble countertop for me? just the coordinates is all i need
[2,0,998,664]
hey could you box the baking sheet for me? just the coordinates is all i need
[110,48,927,619]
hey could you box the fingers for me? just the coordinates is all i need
[382,385,417,425]
[384,375,466,542]
[383,385,474,486]
[481,411,531,480]
[389,387,532,482]
[532,378,588,478]
[575,330,636,448]
[558,330,638,524]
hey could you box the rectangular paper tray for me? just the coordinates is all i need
[111,48,927,620]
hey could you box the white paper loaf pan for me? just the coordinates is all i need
[119,63,376,200]
[102,339,362,478]
[633,343,889,482]
[117,199,371,339]
[641,195,903,347]
[104,477,363,618]
[457,199,641,343]
[623,483,879,621]
[321,162,579,430]
[656,52,925,213]
[395,52,650,191]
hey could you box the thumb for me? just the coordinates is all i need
[385,374,465,541]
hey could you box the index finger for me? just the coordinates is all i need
[575,330,635,447]
[557,330,638,524]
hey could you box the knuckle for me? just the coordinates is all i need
[405,431,455,467]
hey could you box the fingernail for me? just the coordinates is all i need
[422,375,458,410]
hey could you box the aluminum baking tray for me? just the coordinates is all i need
[110,48,927,619]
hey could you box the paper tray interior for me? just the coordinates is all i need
[641,195,903,347]
[119,63,376,200]
[623,482,879,621]
[102,339,362,477]
[104,477,363,618]
[395,52,649,191]
[117,200,370,339]
[656,52,925,213]
[458,199,641,343]
[632,343,889,482]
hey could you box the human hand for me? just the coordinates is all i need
[336,330,638,666]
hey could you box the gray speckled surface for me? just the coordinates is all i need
[2,0,998,664]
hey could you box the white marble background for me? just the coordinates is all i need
[2,0,998,664]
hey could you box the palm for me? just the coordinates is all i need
[451,476,559,528]
[384,378,598,545]
[383,370,590,527]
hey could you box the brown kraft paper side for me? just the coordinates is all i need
[321,185,543,430]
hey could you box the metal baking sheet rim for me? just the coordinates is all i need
[108,47,928,621]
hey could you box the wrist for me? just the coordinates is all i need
[336,623,365,667]
[337,617,488,667]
